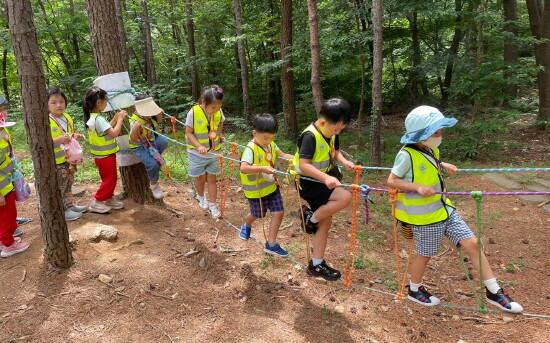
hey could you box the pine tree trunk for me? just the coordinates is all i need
[280,0,298,138]
[8,0,73,270]
[441,0,463,107]
[354,0,366,144]
[86,0,162,205]
[539,0,550,129]
[409,11,420,104]
[370,0,383,166]
[472,0,485,120]
[185,0,199,101]
[69,0,81,68]
[142,0,157,88]
[503,0,519,99]
[114,0,129,71]
[2,49,9,102]
[233,0,252,119]
[307,0,323,115]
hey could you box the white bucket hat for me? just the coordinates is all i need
[135,97,162,117]
[0,111,16,128]
[400,106,458,144]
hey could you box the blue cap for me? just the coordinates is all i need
[400,106,458,144]
[0,96,8,106]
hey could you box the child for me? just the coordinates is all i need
[48,87,88,221]
[387,105,523,313]
[239,113,294,257]
[129,94,168,199]
[0,108,30,257]
[0,95,30,236]
[83,87,126,213]
[291,98,356,281]
[185,85,225,219]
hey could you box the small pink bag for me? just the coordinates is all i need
[13,176,31,202]
[60,137,83,165]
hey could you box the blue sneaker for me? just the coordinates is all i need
[264,243,289,257]
[16,218,31,226]
[239,225,251,240]
[13,228,23,237]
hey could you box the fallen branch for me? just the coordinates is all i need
[20,270,26,283]
[163,230,176,237]
[536,199,550,207]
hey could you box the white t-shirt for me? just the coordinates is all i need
[185,107,225,159]
[241,141,280,165]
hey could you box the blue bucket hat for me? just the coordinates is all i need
[400,106,458,144]
[0,95,8,106]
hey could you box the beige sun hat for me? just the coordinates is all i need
[135,97,162,117]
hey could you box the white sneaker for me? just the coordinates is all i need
[105,197,124,210]
[209,202,221,219]
[196,195,208,210]
[65,209,83,221]
[69,205,88,213]
[150,183,164,199]
[89,199,112,214]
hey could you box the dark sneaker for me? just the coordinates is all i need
[264,243,289,257]
[13,228,23,237]
[301,206,318,234]
[485,288,523,313]
[407,285,441,306]
[16,218,31,226]
[306,260,341,281]
[239,225,251,240]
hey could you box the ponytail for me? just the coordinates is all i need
[83,87,107,124]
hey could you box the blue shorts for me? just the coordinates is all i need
[248,188,284,218]
[412,211,474,257]
[187,152,221,177]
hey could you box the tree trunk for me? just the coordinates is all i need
[69,0,81,68]
[472,0,485,120]
[233,0,252,119]
[114,0,129,71]
[503,0,519,99]
[141,0,156,88]
[2,49,9,102]
[185,0,199,101]
[265,0,281,114]
[86,0,162,205]
[539,0,550,129]
[307,0,323,115]
[354,0,366,144]
[280,0,298,138]
[370,0,383,166]
[8,0,73,270]
[441,0,463,107]
[169,0,183,46]
[37,0,72,73]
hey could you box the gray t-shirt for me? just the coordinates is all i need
[185,107,225,159]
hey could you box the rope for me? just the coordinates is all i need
[219,143,238,219]
[294,174,311,263]
[343,184,360,287]
[471,190,488,312]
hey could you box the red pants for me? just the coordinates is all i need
[0,191,17,247]
[94,154,118,201]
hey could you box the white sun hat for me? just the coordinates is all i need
[135,97,162,117]
[400,105,458,144]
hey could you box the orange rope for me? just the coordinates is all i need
[343,184,360,287]
[389,188,406,300]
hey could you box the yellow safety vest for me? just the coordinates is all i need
[290,123,335,175]
[88,113,120,156]
[0,128,11,156]
[240,141,278,199]
[185,105,222,151]
[49,113,75,164]
[129,114,157,149]
[394,147,454,226]
[0,151,14,196]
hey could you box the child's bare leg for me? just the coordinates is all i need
[410,255,431,284]
[267,211,284,243]
[195,174,207,196]
[460,237,495,281]
[245,213,256,227]
[206,173,217,203]
[312,188,351,221]
[311,216,332,259]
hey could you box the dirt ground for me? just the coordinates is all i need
[1,117,549,343]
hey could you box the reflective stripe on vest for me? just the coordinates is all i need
[394,147,454,226]
[0,152,14,196]
[129,114,157,148]
[49,113,75,164]
[239,141,278,199]
[185,105,222,151]
[87,113,120,156]
[290,123,335,175]
[0,128,11,156]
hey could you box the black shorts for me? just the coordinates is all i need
[296,177,334,212]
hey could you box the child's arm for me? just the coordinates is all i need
[53,134,71,145]
[300,158,341,189]
[129,120,141,142]
[441,162,458,175]
[387,172,435,197]
[105,110,126,137]
[0,194,5,206]
[185,126,207,154]
[275,149,293,160]
[334,150,355,170]
[240,162,274,175]
[215,121,224,138]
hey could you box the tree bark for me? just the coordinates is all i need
[185,0,199,101]
[503,0,519,99]
[2,49,9,102]
[370,0,383,166]
[37,0,72,73]
[441,0,463,107]
[68,0,81,68]
[114,0,129,71]
[307,0,323,115]
[8,0,73,270]
[233,0,252,119]
[141,0,157,88]
[472,0,485,120]
[280,0,298,138]
[538,0,550,128]
[354,0,366,144]
[86,0,162,205]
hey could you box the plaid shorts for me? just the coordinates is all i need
[412,211,474,257]
[248,187,284,218]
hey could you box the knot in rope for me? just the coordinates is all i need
[388,188,398,203]
[470,190,483,201]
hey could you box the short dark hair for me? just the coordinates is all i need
[135,93,149,101]
[47,87,68,104]
[319,98,351,125]
[252,113,278,134]
[200,84,224,106]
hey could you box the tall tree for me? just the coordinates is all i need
[472,0,485,119]
[86,0,161,204]
[370,0,383,166]
[185,0,199,101]
[8,0,73,269]
[114,0,129,71]
[141,0,157,88]
[280,0,297,138]
[503,0,519,99]
[440,0,463,107]
[307,0,323,114]
[233,0,252,118]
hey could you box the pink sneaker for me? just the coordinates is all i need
[1,240,30,258]
[0,237,21,251]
